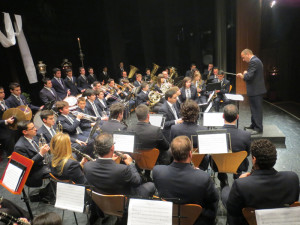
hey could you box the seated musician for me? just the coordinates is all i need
[92,81,101,92]
[144,68,151,82]
[95,90,109,116]
[6,82,42,111]
[153,136,219,225]
[14,121,50,188]
[77,67,90,92]
[100,103,127,133]
[51,68,70,100]
[179,77,198,103]
[87,67,97,85]
[50,132,87,184]
[106,79,122,105]
[208,67,219,82]
[154,74,165,93]
[64,68,81,96]
[119,71,128,85]
[202,63,214,81]
[39,78,60,105]
[119,79,132,100]
[170,99,209,170]
[185,63,197,77]
[213,70,230,112]
[192,70,207,104]
[136,82,150,106]
[223,139,299,224]
[85,89,103,118]
[100,66,110,84]
[77,97,95,132]
[134,73,142,87]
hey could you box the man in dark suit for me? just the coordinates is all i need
[64,69,81,96]
[118,71,128,85]
[100,103,127,133]
[87,67,97,85]
[136,82,150,106]
[203,63,213,81]
[117,62,126,78]
[237,49,267,135]
[223,139,299,224]
[158,88,183,142]
[51,68,70,100]
[39,78,60,105]
[100,66,110,84]
[95,90,109,116]
[6,82,41,111]
[14,120,50,187]
[77,67,91,92]
[185,63,197,77]
[213,71,231,112]
[133,74,142,87]
[85,89,103,118]
[153,136,219,225]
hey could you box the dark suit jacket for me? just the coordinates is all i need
[243,55,267,97]
[100,120,127,134]
[100,71,110,83]
[185,70,193,77]
[14,136,50,187]
[76,107,92,130]
[37,124,55,144]
[203,69,212,80]
[51,159,87,184]
[85,100,103,117]
[39,87,59,105]
[6,94,40,111]
[153,162,219,224]
[51,78,68,100]
[77,75,90,91]
[179,86,198,102]
[57,114,81,135]
[87,74,97,85]
[64,76,80,96]
[216,79,230,98]
[136,91,149,106]
[133,81,142,87]
[95,98,108,112]
[83,158,141,195]
[227,169,299,220]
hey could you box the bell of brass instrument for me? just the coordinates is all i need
[160,82,170,94]
[56,121,63,133]
[168,67,177,84]
[150,63,160,83]
[70,111,98,121]
[148,91,164,107]
[39,133,51,165]
[128,65,139,79]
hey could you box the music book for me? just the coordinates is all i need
[197,130,229,154]
[55,182,85,213]
[255,207,300,225]
[149,114,165,129]
[203,112,224,126]
[206,82,221,92]
[113,132,135,153]
[127,199,172,225]
[225,94,244,101]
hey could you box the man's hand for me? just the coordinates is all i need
[80,157,88,167]
[101,116,109,121]
[176,118,183,124]
[39,105,44,110]
[76,139,87,146]
[81,89,86,93]
[112,153,119,162]
[239,172,251,178]
[39,144,50,156]
[91,122,96,127]
[6,117,14,124]
[76,113,83,120]
[123,154,133,165]
[236,73,244,79]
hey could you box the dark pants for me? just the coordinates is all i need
[249,95,263,132]
[214,96,230,112]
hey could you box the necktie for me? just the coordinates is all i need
[92,102,101,117]
[48,88,55,97]
[31,140,40,152]
[58,79,64,88]
[67,115,83,134]
[0,101,7,110]
[17,96,25,105]
[82,75,86,80]
[171,105,178,120]
[50,128,56,137]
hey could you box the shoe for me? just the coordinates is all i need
[220,180,229,189]
[244,125,254,130]
[250,130,262,135]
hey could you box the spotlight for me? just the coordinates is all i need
[270,0,276,8]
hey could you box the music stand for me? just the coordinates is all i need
[206,82,221,92]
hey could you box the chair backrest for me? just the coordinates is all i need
[49,172,74,184]
[91,191,126,217]
[229,85,232,93]
[172,204,202,225]
[132,148,160,170]
[211,151,247,174]
[242,202,300,225]
[191,154,206,168]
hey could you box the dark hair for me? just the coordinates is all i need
[171,136,192,161]
[0,86,3,90]
[88,67,93,71]
[145,68,150,72]
[79,67,85,72]
[65,68,72,73]
[190,63,196,68]
[40,110,54,121]
[93,81,100,87]
[52,68,61,75]
[135,104,149,121]
[223,104,238,123]
[251,139,277,170]
[218,70,225,76]
[77,97,86,103]
[122,79,129,84]
[141,82,148,90]
[94,133,114,157]
[17,120,31,133]
[165,88,177,101]
[85,89,95,97]
[9,82,20,90]
[181,99,199,123]
[42,77,51,85]
[213,67,219,71]
[109,103,124,119]
[182,77,192,89]
[32,212,62,225]
[157,74,164,86]
[108,79,114,84]
[55,101,69,112]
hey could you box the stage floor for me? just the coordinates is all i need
[0,97,299,225]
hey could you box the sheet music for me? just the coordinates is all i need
[256,207,300,225]
[203,113,224,126]
[149,114,164,128]
[128,199,172,225]
[113,134,135,153]
[204,102,213,113]
[2,163,24,191]
[225,94,244,101]
[55,182,85,213]
[198,133,228,154]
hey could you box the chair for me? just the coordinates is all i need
[132,148,160,170]
[242,202,300,225]
[191,153,206,168]
[91,191,126,218]
[211,151,247,174]
[172,203,203,225]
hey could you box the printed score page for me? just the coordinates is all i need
[113,134,135,153]
[198,133,228,154]
[203,113,224,127]
[225,94,244,101]
[149,114,164,128]
[2,163,24,191]
[128,199,172,225]
[255,207,300,225]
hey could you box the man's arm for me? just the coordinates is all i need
[226,181,245,217]
[243,60,258,81]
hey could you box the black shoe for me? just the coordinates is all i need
[220,180,229,190]
[250,130,262,135]
[244,125,254,130]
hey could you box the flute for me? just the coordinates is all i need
[72,147,95,161]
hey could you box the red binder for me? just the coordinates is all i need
[0,152,34,195]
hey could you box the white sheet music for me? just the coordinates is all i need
[127,199,172,225]
[256,207,300,225]
[203,113,224,126]
[198,133,228,154]
[225,94,244,101]
[55,182,85,213]
[149,114,164,128]
[113,134,135,153]
[2,163,24,191]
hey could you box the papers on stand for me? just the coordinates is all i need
[198,133,228,154]
[55,182,85,213]
[2,162,25,191]
[113,133,135,153]
[203,113,224,126]
[128,199,172,225]
[149,114,165,129]
[225,94,244,101]
[255,207,300,225]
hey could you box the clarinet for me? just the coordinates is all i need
[0,212,30,225]
[114,151,126,161]
[72,147,95,161]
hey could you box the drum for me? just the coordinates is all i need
[33,110,57,130]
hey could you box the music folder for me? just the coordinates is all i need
[113,131,136,153]
[149,114,165,129]
[206,82,221,92]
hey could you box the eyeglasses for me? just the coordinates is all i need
[27,126,36,131]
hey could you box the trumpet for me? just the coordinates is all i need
[70,111,98,121]
[39,133,51,165]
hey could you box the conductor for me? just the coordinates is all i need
[237,49,266,135]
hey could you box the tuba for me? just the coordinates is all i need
[150,63,160,83]
[168,66,177,84]
[128,65,139,79]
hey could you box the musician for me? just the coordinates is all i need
[50,133,88,184]
[185,63,197,77]
[144,68,151,81]
[134,73,142,87]
[85,89,103,118]
[119,71,128,85]
[153,136,219,225]
[100,66,110,84]
[51,68,70,100]
[119,79,132,100]
[154,74,165,93]
[117,61,126,77]
[158,88,183,142]
[87,67,97,85]
[224,139,299,224]
[136,82,150,106]
[39,78,60,105]
[64,69,81,96]
[203,63,214,81]
[213,70,230,112]
[5,83,41,111]
[14,121,50,187]
[77,67,90,91]
[179,77,198,103]
[162,71,169,82]
[94,90,109,116]
[100,103,127,133]
[208,67,219,82]
[32,212,62,225]
[106,79,122,105]
[92,81,101,92]
[192,70,207,103]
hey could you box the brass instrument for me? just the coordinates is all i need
[150,63,160,82]
[114,151,126,161]
[128,65,139,79]
[168,66,177,84]
[56,121,63,133]
[148,91,164,107]
[39,133,51,165]
[160,82,170,94]
[70,110,98,121]
[72,147,95,161]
